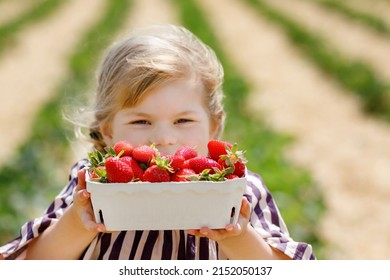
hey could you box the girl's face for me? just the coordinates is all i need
[101,78,218,156]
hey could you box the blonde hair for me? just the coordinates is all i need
[75,24,225,152]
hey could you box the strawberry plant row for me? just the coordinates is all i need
[246,0,390,121]
[316,0,390,36]
[0,0,64,56]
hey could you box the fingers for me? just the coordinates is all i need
[74,169,90,207]
[73,189,107,233]
[187,227,220,239]
[186,196,252,241]
[72,169,105,232]
[228,197,251,235]
[75,169,86,191]
[187,225,236,240]
[240,196,251,219]
[80,209,105,232]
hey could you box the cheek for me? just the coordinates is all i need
[183,128,211,156]
[111,126,150,147]
[106,121,128,144]
[111,129,138,145]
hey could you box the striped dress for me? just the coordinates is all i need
[0,159,315,260]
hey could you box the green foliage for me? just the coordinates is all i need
[173,0,325,254]
[0,0,132,244]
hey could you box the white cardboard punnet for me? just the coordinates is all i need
[86,173,247,231]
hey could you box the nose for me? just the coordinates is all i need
[149,123,177,150]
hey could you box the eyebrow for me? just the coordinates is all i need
[123,110,199,117]
[123,112,150,118]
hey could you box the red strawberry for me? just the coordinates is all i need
[120,156,144,180]
[187,156,222,174]
[165,154,185,172]
[217,141,247,177]
[207,139,232,161]
[142,165,171,182]
[90,166,106,179]
[233,161,246,177]
[218,155,246,178]
[105,157,134,183]
[174,146,197,160]
[225,174,239,180]
[171,168,196,182]
[113,140,134,157]
[181,159,191,169]
[132,145,157,164]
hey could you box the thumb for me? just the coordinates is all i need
[239,196,251,219]
[74,169,89,205]
[76,169,86,190]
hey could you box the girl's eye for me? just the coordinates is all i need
[175,118,193,124]
[130,120,150,125]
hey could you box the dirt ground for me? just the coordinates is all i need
[1,0,390,259]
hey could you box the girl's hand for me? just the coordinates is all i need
[187,196,251,241]
[72,169,106,233]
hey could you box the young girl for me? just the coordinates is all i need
[0,24,314,260]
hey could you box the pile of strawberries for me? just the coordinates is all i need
[87,139,247,183]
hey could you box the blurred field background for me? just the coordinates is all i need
[1,0,390,260]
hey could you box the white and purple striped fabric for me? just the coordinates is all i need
[0,159,315,260]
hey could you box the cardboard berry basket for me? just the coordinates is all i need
[86,172,247,231]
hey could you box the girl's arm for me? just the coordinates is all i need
[216,225,291,260]
[25,170,104,260]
